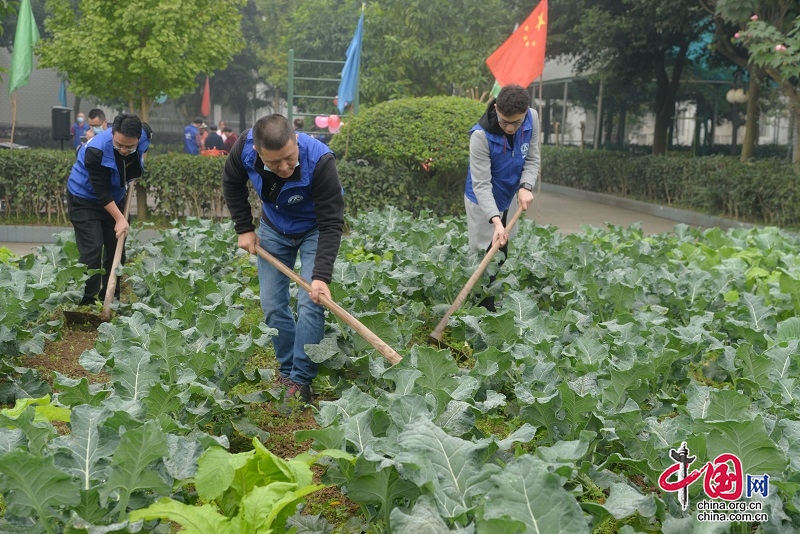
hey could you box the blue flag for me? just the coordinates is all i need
[59,80,67,107]
[337,10,364,114]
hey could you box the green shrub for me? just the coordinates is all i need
[330,96,486,213]
[0,149,75,224]
[542,145,800,227]
[338,160,463,218]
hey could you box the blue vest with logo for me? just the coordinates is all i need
[465,109,534,212]
[242,131,332,235]
[67,127,151,204]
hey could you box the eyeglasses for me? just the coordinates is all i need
[497,116,524,128]
[113,141,138,153]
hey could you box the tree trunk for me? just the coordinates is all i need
[617,107,627,148]
[652,43,689,156]
[135,100,150,220]
[740,75,760,162]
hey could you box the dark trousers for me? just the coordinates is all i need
[478,210,509,312]
[67,191,125,305]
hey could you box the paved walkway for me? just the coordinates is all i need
[529,189,680,235]
[0,188,690,257]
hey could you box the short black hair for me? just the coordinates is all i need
[495,84,530,116]
[252,114,295,151]
[293,117,305,129]
[112,112,142,139]
[87,108,105,122]
[193,116,204,125]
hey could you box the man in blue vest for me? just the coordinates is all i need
[184,116,204,154]
[66,112,152,305]
[464,84,540,311]
[222,114,344,407]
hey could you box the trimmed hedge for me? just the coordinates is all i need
[542,146,800,227]
[1,137,798,227]
[329,96,486,210]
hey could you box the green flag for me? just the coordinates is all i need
[8,0,40,95]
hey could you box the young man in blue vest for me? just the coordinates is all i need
[67,112,152,305]
[464,84,540,311]
[222,114,344,406]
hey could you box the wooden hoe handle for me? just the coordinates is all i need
[429,204,525,341]
[99,180,137,322]
[255,245,402,365]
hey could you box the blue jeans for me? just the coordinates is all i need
[257,220,323,386]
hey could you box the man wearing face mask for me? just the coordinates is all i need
[67,112,152,305]
[75,109,109,153]
[72,112,90,149]
[222,114,344,407]
[86,109,108,139]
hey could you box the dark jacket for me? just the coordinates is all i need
[222,131,344,283]
[205,131,225,150]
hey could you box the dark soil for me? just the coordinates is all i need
[28,323,361,528]
[27,326,107,386]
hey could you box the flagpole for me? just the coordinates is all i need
[536,76,543,208]
[10,92,17,147]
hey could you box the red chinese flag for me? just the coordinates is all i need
[486,0,548,88]
[201,76,211,117]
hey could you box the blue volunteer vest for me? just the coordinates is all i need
[241,131,333,235]
[67,127,151,204]
[184,124,200,154]
[465,109,534,212]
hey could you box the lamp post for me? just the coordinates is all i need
[725,83,748,155]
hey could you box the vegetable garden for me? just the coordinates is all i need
[1,210,799,533]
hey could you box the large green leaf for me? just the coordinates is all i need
[100,419,171,520]
[0,450,80,528]
[397,417,499,519]
[52,405,118,491]
[703,416,788,476]
[481,455,590,533]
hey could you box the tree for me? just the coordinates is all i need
[548,0,711,155]
[730,2,800,163]
[208,0,272,131]
[37,0,246,122]
[253,0,528,112]
[704,0,794,161]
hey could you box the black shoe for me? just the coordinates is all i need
[287,382,313,405]
[478,295,496,312]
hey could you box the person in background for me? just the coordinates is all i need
[222,114,344,407]
[218,120,228,142]
[464,83,539,311]
[223,127,238,152]
[82,109,108,145]
[72,112,90,150]
[204,124,226,151]
[184,117,204,154]
[293,117,304,131]
[75,109,108,154]
[66,112,152,305]
[198,123,208,151]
